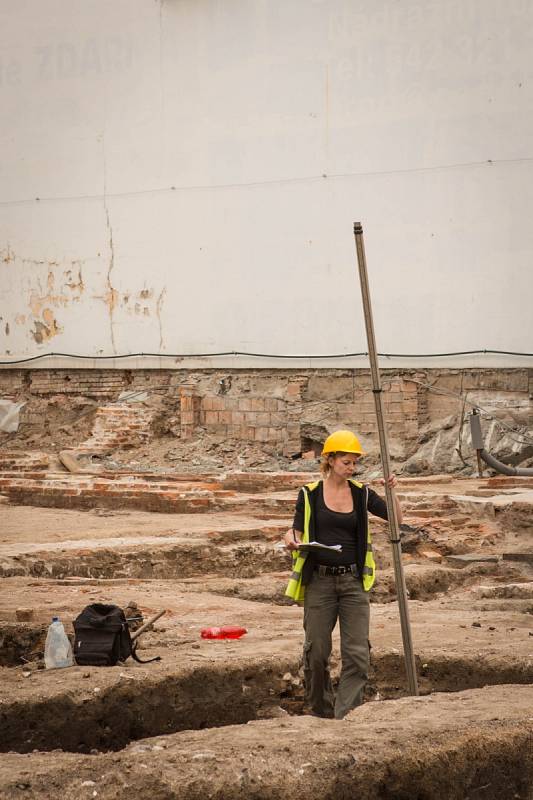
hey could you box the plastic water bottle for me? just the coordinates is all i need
[200,626,247,640]
[44,617,74,668]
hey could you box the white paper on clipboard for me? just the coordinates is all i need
[297,542,342,553]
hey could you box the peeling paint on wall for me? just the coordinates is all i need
[31,316,62,344]
[64,264,84,292]
[2,246,15,264]
[25,264,84,342]
[118,286,161,317]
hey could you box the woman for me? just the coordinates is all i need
[284,429,402,719]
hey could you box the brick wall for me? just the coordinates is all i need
[2,369,176,399]
[0,367,531,456]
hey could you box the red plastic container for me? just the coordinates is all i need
[200,626,247,640]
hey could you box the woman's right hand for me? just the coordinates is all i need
[284,528,301,551]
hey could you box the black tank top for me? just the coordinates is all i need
[314,483,357,566]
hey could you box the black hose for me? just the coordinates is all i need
[478,449,533,477]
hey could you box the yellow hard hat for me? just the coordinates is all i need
[321,430,364,456]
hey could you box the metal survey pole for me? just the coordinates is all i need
[353,222,419,696]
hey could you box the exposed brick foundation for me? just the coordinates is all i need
[0,367,531,458]
[74,404,156,455]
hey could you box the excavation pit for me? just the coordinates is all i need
[0,471,532,797]
[0,686,532,800]
[1,637,532,755]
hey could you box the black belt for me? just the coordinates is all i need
[314,564,358,577]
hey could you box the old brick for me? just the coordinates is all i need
[255,427,269,442]
[402,399,418,413]
[210,397,226,411]
[264,398,279,411]
[287,383,301,399]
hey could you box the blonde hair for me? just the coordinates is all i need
[320,451,343,477]
[320,455,331,477]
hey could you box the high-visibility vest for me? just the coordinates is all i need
[284,479,376,604]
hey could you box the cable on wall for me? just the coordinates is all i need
[1,348,532,366]
[1,156,532,207]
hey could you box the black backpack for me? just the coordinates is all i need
[73,604,161,666]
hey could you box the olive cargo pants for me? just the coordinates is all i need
[303,571,370,719]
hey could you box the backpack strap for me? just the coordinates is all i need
[130,640,161,664]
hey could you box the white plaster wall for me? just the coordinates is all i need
[1,0,532,369]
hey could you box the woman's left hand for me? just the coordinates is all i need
[378,474,403,523]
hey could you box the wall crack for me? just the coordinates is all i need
[102,143,118,354]
[156,287,167,351]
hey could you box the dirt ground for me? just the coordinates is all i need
[0,469,532,798]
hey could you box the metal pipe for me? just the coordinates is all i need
[353,222,419,696]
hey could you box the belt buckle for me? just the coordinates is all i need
[339,565,355,576]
